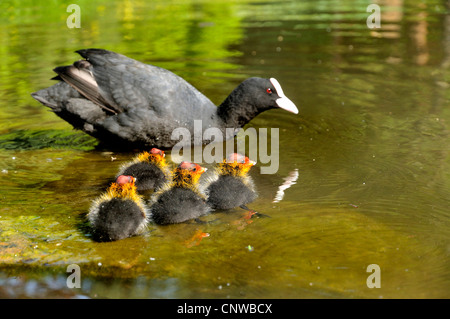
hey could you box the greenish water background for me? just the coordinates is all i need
[0,0,449,298]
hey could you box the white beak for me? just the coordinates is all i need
[270,78,299,114]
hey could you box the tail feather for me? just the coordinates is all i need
[31,91,57,109]
[75,48,110,59]
[53,64,120,114]
[31,81,81,111]
[31,81,107,133]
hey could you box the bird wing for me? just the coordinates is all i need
[53,59,121,114]
[74,49,214,118]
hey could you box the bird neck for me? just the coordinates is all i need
[137,152,167,169]
[107,182,140,201]
[215,162,252,177]
[217,90,261,129]
[171,169,202,191]
[103,182,147,214]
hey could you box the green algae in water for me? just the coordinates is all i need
[0,130,97,151]
[0,0,449,299]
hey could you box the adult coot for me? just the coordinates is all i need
[88,175,149,242]
[31,49,298,149]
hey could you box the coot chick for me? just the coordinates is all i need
[150,161,209,225]
[116,148,170,191]
[205,153,257,210]
[88,175,149,242]
[31,49,298,149]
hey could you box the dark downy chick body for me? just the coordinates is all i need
[116,148,170,191]
[88,175,149,242]
[150,162,209,225]
[206,153,257,211]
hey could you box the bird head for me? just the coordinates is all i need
[107,175,140,201]
[217,153,256,177]
[172,161,207,188]
[136,147,167,167]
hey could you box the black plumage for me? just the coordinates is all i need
[90,198,146,242]
[206,175,257,210]
[151,187,209,225]
[119,161,167,191]
[115,148,170,191]
[31,49,298,149]
[150,162,209,225]
[88,176,149,242]
[205,153,257,211]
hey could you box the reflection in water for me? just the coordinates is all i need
[184,230,210,248]
[411,4,429,65]
[272,169,299,203]
[0,275,88,299]
[369,0,403,39]
[443,1,450,68]
[0,0,449,299]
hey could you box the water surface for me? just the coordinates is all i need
[0,0,449,298]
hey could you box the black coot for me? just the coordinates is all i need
[31,49,298,149]
[205,153,257,210]
[88,175,149,242]
[115,148,170,191]
[150,161,209,225]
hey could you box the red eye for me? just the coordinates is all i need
[266,88,272,94]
